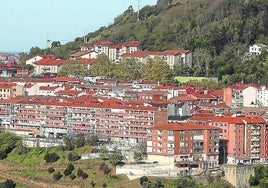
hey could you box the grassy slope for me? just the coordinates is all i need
[1,146,146,188]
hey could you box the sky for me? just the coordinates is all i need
[0,0,157,53]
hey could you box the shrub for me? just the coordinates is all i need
[81,172,88,179]
[0,150,7,160]
[44,152,59,163]
[53,171,62,180]
[64,163,75,176]
[70,174,76,180]
[140,176,149,185]
[0,179,16,188]
[67,152,80,161]
[77,169,83,177]
[103,166,111,175]
[47,167,55,173]
[64,168,72,176]
[91,180,96,187]
[67,163,75,171]
[99,162,106,170]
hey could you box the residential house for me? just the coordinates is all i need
[120,41,142,54]
[224,83,258,107]
[26,54,56,66]
[0,83,23,99]
[249,44,268,56]
[160,50,192,69]
[34,59,66,75]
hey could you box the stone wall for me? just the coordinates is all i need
[222,164,254,188]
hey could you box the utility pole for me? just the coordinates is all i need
[46,34,51,49]
[83,29,88,44]
[137,0,140,21]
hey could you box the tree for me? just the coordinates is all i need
[70,174,76,180]
[140,176,149,186]
[51,41,61,49]
[99,146,109,160]
[63,137,74,151]
[77,168,83,177]
[53,171,62,180]
[141,57,173,83]
[64,163,75,176]
[44,152,59,163]
[74,134,85,148]
[113,58,143,81]
[87,135,99,146]
[47,167,55,173]
[176,176,197,188]
[259,177,268,188]
[89,54,112,77]
[29,47,42,57]
[58,60,89,77]
[67,151,80,161]
[109,150,123,166]
[0,179,16,188]
[134,151,143,163]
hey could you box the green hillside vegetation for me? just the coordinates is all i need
[0,132,235,187]
[20,0,268,85]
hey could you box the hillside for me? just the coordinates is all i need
[29,0,268,84]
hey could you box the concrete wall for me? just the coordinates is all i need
[222,164,254,188]
[147,155,174,166]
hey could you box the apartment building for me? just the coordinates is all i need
[93,40,113,57]
[0,96,168,144]
[209,115,268,164]
[147,122,219,174]
[190,114,268,164]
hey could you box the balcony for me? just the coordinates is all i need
[251,149,260,153]
[251,155,260,159]
[251,136,260,141]
[251,131,260,136]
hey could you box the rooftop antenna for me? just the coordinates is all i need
[137,0,140,21]
[46,34,51,49]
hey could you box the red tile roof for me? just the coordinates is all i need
[0,83,15,88]
[39,86,58,91]
[70,50,93,57]
[56,90,81,96]
[109,45,122,49]
[191,93,216,99]
[35,59,66,66]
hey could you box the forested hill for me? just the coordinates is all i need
[27,0,268,84]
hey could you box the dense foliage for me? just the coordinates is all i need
[19,0,268,85]
[44,152,59,163]
[93,0,268,84]
[0,132,20,160]
[0,179,16,188]
[249,165,268,188]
